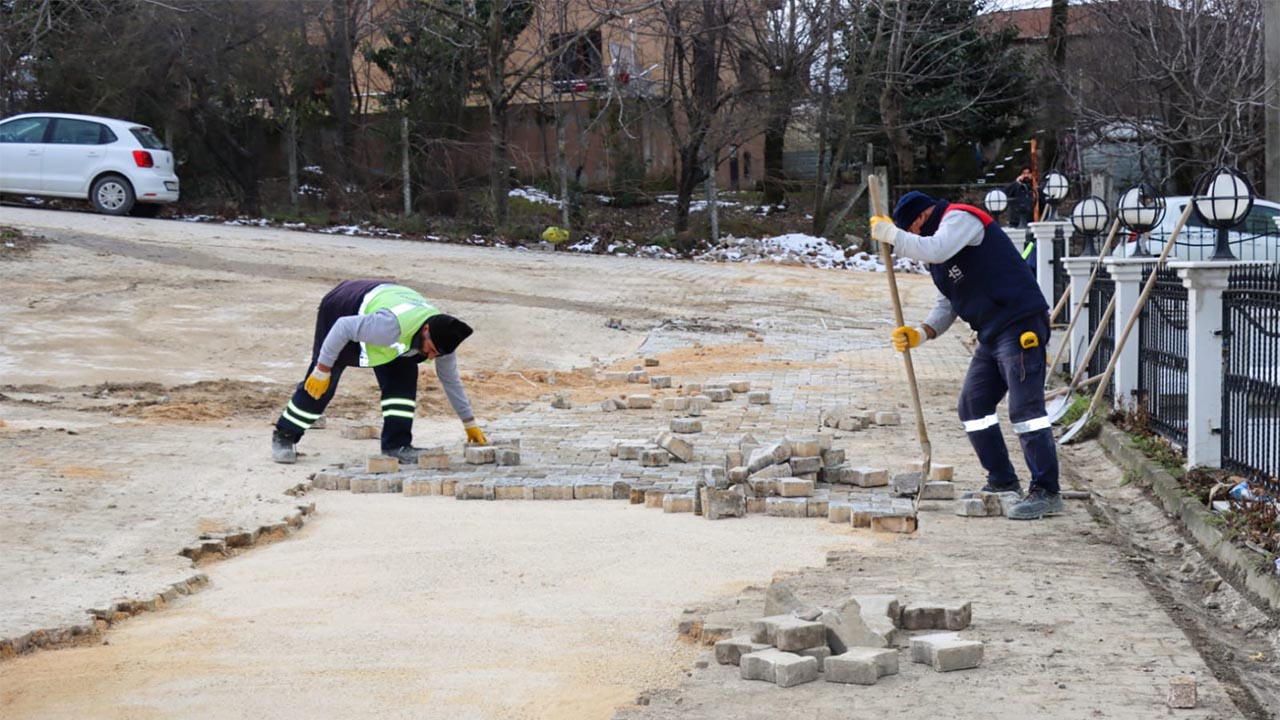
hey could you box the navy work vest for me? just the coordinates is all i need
[927,204,1048,344]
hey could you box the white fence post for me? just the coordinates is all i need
[1168,261,1235,469]
[1029,221,1069,308]
[1060,257,1097,377]
[1102,257,1159,408]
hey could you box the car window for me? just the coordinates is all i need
[1241,204,1280,236]
[129,127,166,150]
[0,117,49,143]
[1180,202,1210,228]
[49,118,114,145]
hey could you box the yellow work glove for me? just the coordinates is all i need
[870,215,901,245]
[464,420,487,445]
[891,326,924,352]
[303,368,330,399]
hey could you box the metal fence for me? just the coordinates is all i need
[1086,264,1116,401]
[1053,230,1070,324]
[1137,266,1188,447]
[1221,265,1280,491]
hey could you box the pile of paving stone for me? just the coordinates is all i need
[714,583,983,688]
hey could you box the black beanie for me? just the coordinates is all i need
[424,314,473,355]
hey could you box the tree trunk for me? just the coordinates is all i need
[674,143,705,232]
[557,107,569,232]
[489,102,509,226]
[330,0,355,182]
[762,106,789,206]
[879,87,914,185]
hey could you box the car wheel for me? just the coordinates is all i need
[130,203,162,218]
[91,174,135,215]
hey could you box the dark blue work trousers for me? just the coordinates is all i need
[957,314,1060,494]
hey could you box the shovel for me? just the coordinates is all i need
[868,176,932,503]
[1060,200,1197,443]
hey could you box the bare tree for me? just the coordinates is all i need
[1063,0,1270,189]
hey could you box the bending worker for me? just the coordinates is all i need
[272,280,486,464]
[870,191,1060,520]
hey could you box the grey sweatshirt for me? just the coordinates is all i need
[317,310,474,420]
[892,210,988,338]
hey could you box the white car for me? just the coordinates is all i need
[1114,196,1280,262]
[0,112,179,216]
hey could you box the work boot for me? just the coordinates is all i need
[1007,487,1064,520]
[980,480,1022,496]
[383,445,424,464]
[271,430,298,464]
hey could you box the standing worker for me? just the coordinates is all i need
[1003,167,1035,228]
[870,191,1061,520]
[271,280,487,464]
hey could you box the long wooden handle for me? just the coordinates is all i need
[868,176,932,475]
[1081,200,1197,416]
[1048,217,1123,372]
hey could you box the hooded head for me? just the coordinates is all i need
[422,314,473,355]
[892,191,949,237]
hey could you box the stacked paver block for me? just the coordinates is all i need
[626,394,654,409]
[892,471,922,496]
[682,383,703,395]
[311,470,351,491]
[920,481,956,500]
[727,380,751,393]
[494,448,521,466]
[417,446,451,470]
[670,418,703,434]
[701,486,747,520]
[705,387,733,402]
[650,375,672,389]
[910,633,984,672]
[766,497,808,517]
[848,466,889,488]
[464,446,496,465]
[663,493,695,513]
[627,371,649,384]
[820,405,867,432]
[661,397,690,412]
[367,456,399,474]
[955,491,1021,518]
[824,648,899,685]
[820,595,901,652]
[350,475,403,493]
[747,391,771,405]
[655,432,694,462]
[639,449,669,467]
[900,601,972,631]
[874,411,901,426]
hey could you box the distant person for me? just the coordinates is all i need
[271,280,486,464]
[1004,167,1035,228]
[870,191,1062,520]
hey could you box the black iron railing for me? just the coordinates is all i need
[1137,266,1188,446]
[1086,264,1116,401]
[1222,264,1280,492]
[1054,230,1070,324]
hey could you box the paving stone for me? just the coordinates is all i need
[644,357,660,367]
[573,482,612,500]
[747,443,791,473]
[650,375,672,389]
[663,493,695,513]
[417,453,450,470]
[612,480,633,500]
[910,632,959,664]
[837,416,864,432]
[701,465,726,487]
[455,481,492,500]
[765,497,808,518]
[683,383,703,395]
[746,497,767,514]
[874,411,901,426]
[788,456,822,474]
[366,456,399,474]
[715,636,772,666]
[670,418,703,434]
[774,653,820,687]
[601,371,629,384]
[820,448,845,466]
[871,514,917,534]
[403,478,442,496]
[726,380,751,393]
[740,649,784,683]
[661,397,690,411]
[706,388,733,402]
[526,483,574,501]
[311,471,350,491]
[929,463,955,481]
[797,646,832,669]
[440,478,458,496]
[820,595,901,652]
[626,394,654,409]
[640,449,670,467]
[702,486,747,520]
[954,497,990,517]
[627,371,649,384]
[655,432,694,462]
[494,448,521,466]
[617,443,646,461]
[823,652,880,685]
[892,471,922,496]
[644,489,669,508]
[851,466,889,488]
[931,639,984,672]
[778,478,815,498]
[817,431,835,450]
[464,446,496,464]
[686,396,710,415]
[493,483,526,500]
[827,501,852,524]
[921,480,956,500]
[600,397,623,412]
[550,394,572,409]
[350,476,403,494]
[747,391,771,405]
[900,601,972,631]
[1169,676,1198,709]
[806,497,829,517]
[787,438,820,457]
[750,616,827,651]
[728,466,749,483]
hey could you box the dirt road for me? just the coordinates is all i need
[0,207,1263,719]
